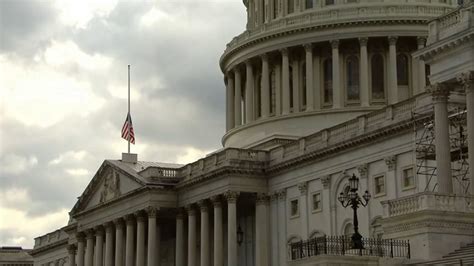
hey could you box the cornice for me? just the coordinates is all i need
[416,31,474,61]
[29,238,68,256]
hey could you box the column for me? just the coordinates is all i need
[234,68,242,126]
[125,215,135,266]
[104,223,114,266]
[281,48,291,115]
[292,59,300,112]
[388,36,398,104]
[359,37,370,107]
[270,194,279,266]
[417,37,427,93]
[85,230,94,266]
[95,227,104,266]
[304,44,314,111]
[457,72,474,195]
[114,219,124,266]
[136,212,146,266]
[67,244,76,266]
[245,60,255,123]
[147,207,158,266]
[331,40,342,108]
[255,193,269,266]
[211,196,223,266]
[76,234,85,266]
[430,83,453,193]
[187,205,197,266]
[175,209,185,266]
[198,200,210,266]
[261,54,270,118]
[226,73,235,131]
[277,189,287,266]
[225,191,239,266]
[298,182,308,239]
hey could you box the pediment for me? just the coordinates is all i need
[71,161,144,215]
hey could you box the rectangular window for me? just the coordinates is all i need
[288,0,295,14]
[325,0,335,5]
[403,167,415,188]
[290,199,299,217]
[374,175,385,195]
[306,0,313,9]
[312,193,322,211]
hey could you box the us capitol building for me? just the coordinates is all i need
[30,0,474,265]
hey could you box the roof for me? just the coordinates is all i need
[0,247,33,263]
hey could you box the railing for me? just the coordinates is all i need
[288,236,410,261]
[428,4,474,44]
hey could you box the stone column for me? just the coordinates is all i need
[198,200,210,266]
[175,209,185,266]
[104,223,114,266]
[226,73,235,131]
[281,48,291,115]
[261,54,271,118]
[277,190,287,266]
[147,207,158,266]
[270,194,279,266]
[95,227,104,266]
[85,230,94,266]
[136,212,146,266]
[457,71,474,195]
[67,244,76,266]
[292,59,300,112]
[388,36,398,104]
[76,234,85,266]
[245,60,255,123]
[304,44,314,111]
[225,191,239,266]
[359,37,370,107]
[114,219,124,266]
[125,215,135,266]
[211,196,223,266]
[187,205,197,266]
[417,37,427,93]
[298,182,308,239]
[234,68,242,126]
[430,83,453,193]
[255,193,269,266]
[331,40,341,108]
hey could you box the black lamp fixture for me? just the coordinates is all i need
[337,173,371,249]
[237,225,244,246]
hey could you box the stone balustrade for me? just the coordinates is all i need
[428,3,474,44]
[33,230,68,249]
[381,192,474,218]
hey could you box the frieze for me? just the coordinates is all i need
[99,171,121,204]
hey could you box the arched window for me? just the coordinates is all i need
[397,54,409,86]
[323,58,333,104]
[371,54,385,100]
[346,55,360,101]
[289,66,294,108]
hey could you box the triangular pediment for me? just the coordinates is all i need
[71,161,144,215]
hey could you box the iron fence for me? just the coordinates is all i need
[288,236,410,261]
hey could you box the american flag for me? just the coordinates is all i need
[121,113,135,144]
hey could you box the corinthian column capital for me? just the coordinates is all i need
[428,83,450,102]
[330,39,339,49]
[224,190,240,203]
[359,37,368,46]
[303,43,313,52]
[388,36,398,46]
[457,71,474,93]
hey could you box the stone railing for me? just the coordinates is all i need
[33,229,68,249]
[139,166,179,179]
[224,3,451,56]
[428,4,474,44]
[381,192,474,218]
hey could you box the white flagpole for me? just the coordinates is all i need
[128,65,131,154]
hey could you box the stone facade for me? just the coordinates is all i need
[31,1,474,266]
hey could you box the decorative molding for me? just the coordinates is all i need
[357,164,368,179]
[277,189,286,200]
[224,190,240,203]
[427,83,450,102]
[457,71,474,93]
[384,156,397,171]
[298,182,308,195]
[99,171,121,204]
[321,175,331,189]
[146,206,158,218]
[270,192,279,202]
[256,193,269,205]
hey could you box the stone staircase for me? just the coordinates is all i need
[414,242,474,265]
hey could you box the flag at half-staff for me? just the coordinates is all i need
[121,112,135,144]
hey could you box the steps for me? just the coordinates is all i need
[412,243,474,265]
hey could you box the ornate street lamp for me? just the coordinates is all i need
[237,225,244,246]
[338,174,371,249]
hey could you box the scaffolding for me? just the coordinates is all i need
[413,105,470,194]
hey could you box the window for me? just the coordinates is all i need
[255,73,262,117]
[288,0,295,14]
[425,65,431,86]
[302,62,307,107]
[290,199,299,217]
[323,58,333,104]
[403,167,415,188]
[374,175,385,196]
[397,54,409,86]
[371,54,385,101]
[312,192,322,211]
[270,70,276,114]
[273,0,278,19]
[347,0,358,3]
[346,55,360,101]
[325,0,335,5]
[289,66,294,108]
[306,0,313,9]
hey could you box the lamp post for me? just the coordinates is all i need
[337,174,371,249]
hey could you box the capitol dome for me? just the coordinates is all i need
[220,0,459,148]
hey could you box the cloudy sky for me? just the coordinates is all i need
[0,0,246,248]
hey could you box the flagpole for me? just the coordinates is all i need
[128,64,131,154]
